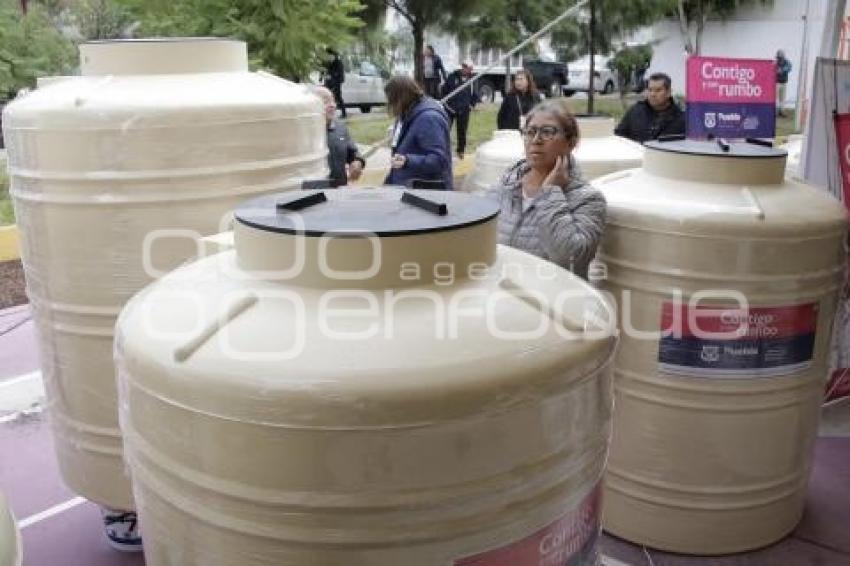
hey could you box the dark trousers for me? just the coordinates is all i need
[423,77,441,99]
[448,110,470,155]
[325,81,346,117]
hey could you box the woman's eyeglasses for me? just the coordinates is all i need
[520,125,565,141]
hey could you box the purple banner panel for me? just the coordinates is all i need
[687,102,776,139]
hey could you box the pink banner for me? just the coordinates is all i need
[826,114,850,405]
[687,56,776,104]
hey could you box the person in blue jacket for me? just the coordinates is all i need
[384,75,453,190]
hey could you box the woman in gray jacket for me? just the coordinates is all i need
[487,99,606,279]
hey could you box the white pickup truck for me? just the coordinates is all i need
[340,61,387,114]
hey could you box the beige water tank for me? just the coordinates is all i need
[463,130,524,192]
[781,134,804,180]
[593,140,848,554]
[463,116,643,191]
[115,188,617,565]
[2,38,326,511]
[0,493,21,566]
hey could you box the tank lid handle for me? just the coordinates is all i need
[276,192,328,212]
[401,191,448,216]
[745,137,774,148]
[657,134,686,142]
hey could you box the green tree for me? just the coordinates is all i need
[546,1,671,60]
[33,0,70,22]
[348,4,401,75]
[674,0,772,55]
[240,0,365,79]
[456,0,589,54]
[607,42,653,107]
[545,0,672,112]
[72,0,135,40]
[117,0,365,80]
[383,0,490,83]
[114,0,236,43]
[452,0,669,112]
[0,0,77,100]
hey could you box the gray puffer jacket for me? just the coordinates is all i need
[486,157,606,279]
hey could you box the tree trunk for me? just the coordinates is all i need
[588,0,596,114]
[618,64,628,111]
[695,11,707,55]
[676,0,694,55]
[413,24,424,86]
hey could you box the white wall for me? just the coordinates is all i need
[636,0,833,105]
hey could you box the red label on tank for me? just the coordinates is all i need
[659,302,819,378]
[660,303,818,339]
[453,484,601,566]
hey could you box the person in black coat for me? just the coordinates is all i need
[497,69,543,131]
[442,61,479,159]
[775,50,792,117]
[615,72,684,143]
[323,48,347,118]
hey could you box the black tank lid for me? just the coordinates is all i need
[646,138,787,158]
[235,187,500,238]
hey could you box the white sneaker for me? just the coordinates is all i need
[101,508,143,552]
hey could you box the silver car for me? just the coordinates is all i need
[341,61,387,113]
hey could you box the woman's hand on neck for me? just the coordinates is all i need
[523,155,568,197]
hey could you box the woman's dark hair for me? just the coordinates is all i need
[425,45,435,56]
[509,69,539,97]
[384,76,424,117]
[525,99,580,146]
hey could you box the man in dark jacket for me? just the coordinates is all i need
[776,50,792,117]
[323,49,347,119]
[442,61,479,159]
[615,72,685,143]
[315,87,364,186]
[385,94,453,190]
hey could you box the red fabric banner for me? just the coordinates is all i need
[832,113,850,210]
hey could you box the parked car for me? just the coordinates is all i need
[340,60,387,113]
[460,58,569,102]
[314,60,388,113]
[564,55,616,95]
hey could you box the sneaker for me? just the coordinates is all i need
[101,508,143,552]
